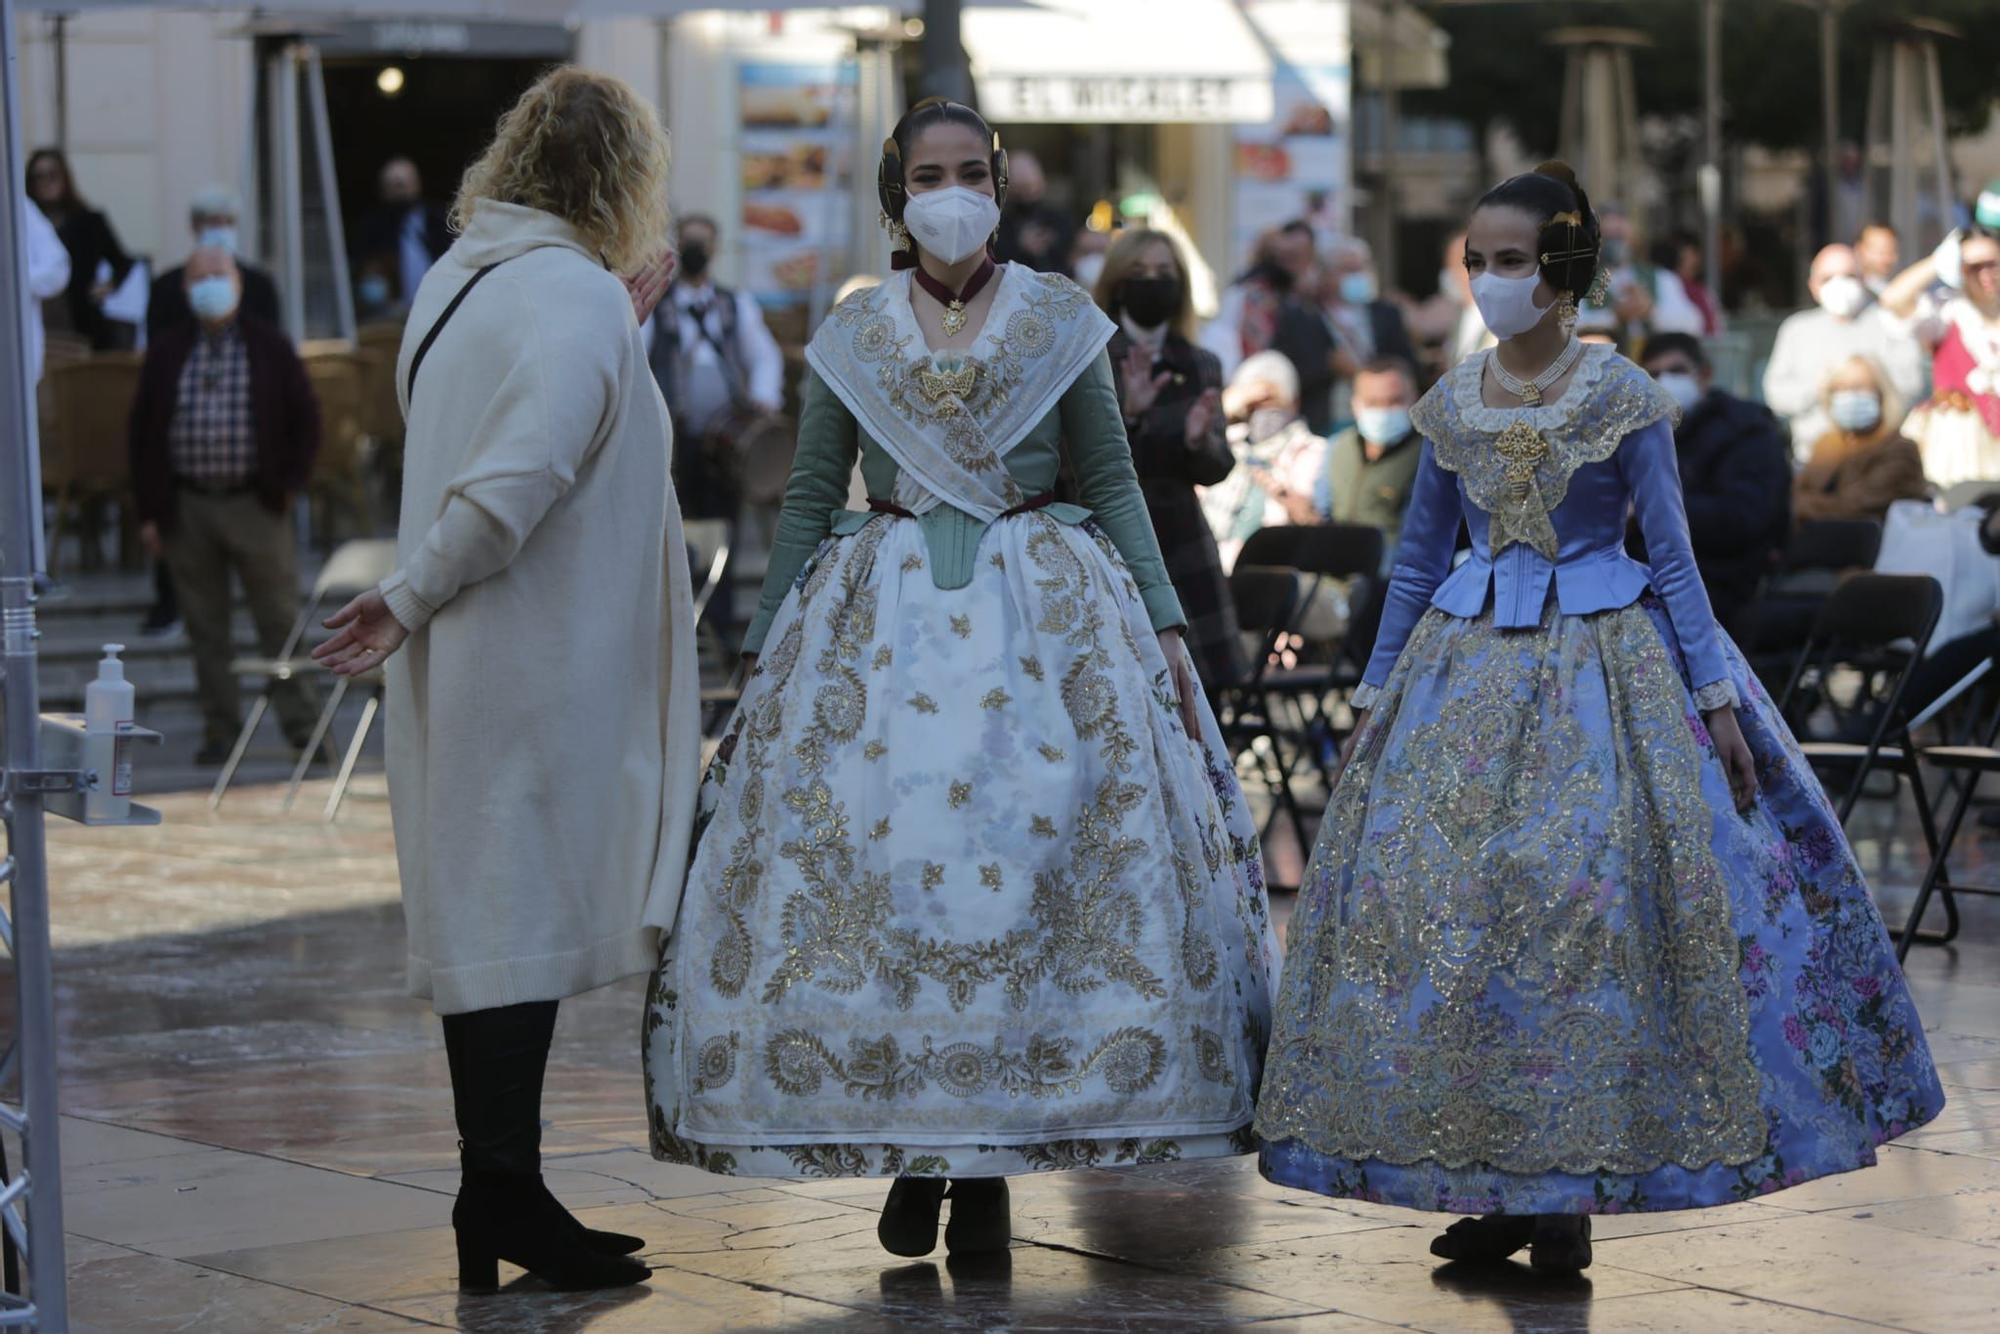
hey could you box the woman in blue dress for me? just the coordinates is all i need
[1253,163,1944,1272]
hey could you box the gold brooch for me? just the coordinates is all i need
[916,359,979,404]
[1493,421,1549,502]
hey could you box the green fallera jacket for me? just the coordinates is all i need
[744,351,1188,654]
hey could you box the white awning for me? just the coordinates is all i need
[966,0,1276,125]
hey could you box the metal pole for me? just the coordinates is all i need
[1378,1,1401,283]
[1701,0,1724,313]
[0,0,73,1322]
[1820,2,1840,243]
[1922,40,1952,249]
[270,44,307,341]
[919,0,969,105]
[1889,42,1913,248]
[49,15,64,151]
[303,46,355,341]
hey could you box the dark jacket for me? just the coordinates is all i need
[147,261,283,340]
[1106,328,1242,687]
[1272,297,1418,436]
[128,314,321,531]
[353,202,452,303]
[48,206,135,350]
[1630,388,1792,630]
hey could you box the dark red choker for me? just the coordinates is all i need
[912,258,997,336]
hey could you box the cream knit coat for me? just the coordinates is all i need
[381,201,699,1014]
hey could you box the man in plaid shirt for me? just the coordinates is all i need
[130,248,321,763]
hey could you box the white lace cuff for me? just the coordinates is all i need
[1350,682,1383,712]
[1693,680,1740,712]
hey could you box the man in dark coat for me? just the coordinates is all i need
[351,157,451,316]
[130,249,321,763]
[1636,333,1793,634]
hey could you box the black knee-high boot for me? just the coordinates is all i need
[441,1001,649,1291]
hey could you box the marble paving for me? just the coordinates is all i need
[19,776,2000,1331]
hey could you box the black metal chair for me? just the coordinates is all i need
[1896,742,2000,959]
[1778,574,1960,948]
[1254,524,1388,784]
[1215,564,1310,868]
[1743,518,1885,686]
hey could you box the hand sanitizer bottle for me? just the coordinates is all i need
[84,643,136,822]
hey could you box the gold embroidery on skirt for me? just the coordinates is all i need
[1254,602,1765,1175]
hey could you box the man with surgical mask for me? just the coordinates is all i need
[1638,333,1791,634]
[352,157,450,313]
[1763,243,1927,460]
[148,186,282,341]
[1320,357,1425,558]
[128,248,322,765]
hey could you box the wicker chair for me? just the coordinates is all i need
[41,352,145,575]
[301,342,374,546]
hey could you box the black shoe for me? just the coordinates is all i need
[877,1176,948,1257]
[1430,1214,1534,1264]
[943,1178,1010,1254]
[194,739,233,767]
[453,1170,650,1292]
[1529,1214,1592,1273]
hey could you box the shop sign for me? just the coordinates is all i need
[980,74,1273,124]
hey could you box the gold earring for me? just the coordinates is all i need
[880,211,912,252]
[1558,291,1579,333]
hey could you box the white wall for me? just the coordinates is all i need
[13,9,254,267]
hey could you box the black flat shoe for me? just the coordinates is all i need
[1429,1215,1534,1264]
[943,1178,1011,1254]
[878,1176,949,1257]
[454,1171,651,1292]
[1529,1214,1592,1273]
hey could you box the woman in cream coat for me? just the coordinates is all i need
[316,68,695,1293]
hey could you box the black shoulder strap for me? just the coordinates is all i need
[405,261,503,404]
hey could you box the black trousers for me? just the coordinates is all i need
[441,1000,559,1177]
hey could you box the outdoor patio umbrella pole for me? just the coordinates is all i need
[0,0,74,1324]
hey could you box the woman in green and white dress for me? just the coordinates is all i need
[642,98,1276,1258]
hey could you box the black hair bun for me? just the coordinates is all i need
[1533,160,1580,192]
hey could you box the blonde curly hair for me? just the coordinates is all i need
[452,66,671,274]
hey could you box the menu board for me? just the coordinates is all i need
[1232,2,1351,270]
[737,61,855,313]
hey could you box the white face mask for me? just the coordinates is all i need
[1469,270,1554,340]
[1354,405,1412,446]
[1829,389,1882,432]
[901,186,1002,266]
[1655,371,1704,414]
[1816,274,1868,319]
[198,225,239,254]
[1072,252,1106,290]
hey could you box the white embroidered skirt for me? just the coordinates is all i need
[644,512,1278,1178]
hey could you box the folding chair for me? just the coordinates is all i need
[1781,574,1943,825]
[210,538,398,812]
[1238,524,1387,786]
[683,519,743,736]
[1896,742,2000,959]
[1214,565,1310,868]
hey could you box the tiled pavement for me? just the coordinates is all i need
[24,777,2000,1331]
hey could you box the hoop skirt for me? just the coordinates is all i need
[1255,595,1946,1214]
[645,511,1278,1178]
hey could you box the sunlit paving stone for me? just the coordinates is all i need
[22,784,1994,1330]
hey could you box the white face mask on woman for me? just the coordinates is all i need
[902,186,1002,266]
[1469,270,1555,340]
[1829,389,1883,433]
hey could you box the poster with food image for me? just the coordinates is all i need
[738,62,855,311]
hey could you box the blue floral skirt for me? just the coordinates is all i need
[1254,596,1945,1215]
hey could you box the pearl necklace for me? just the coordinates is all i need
[1489,336,1584,406]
